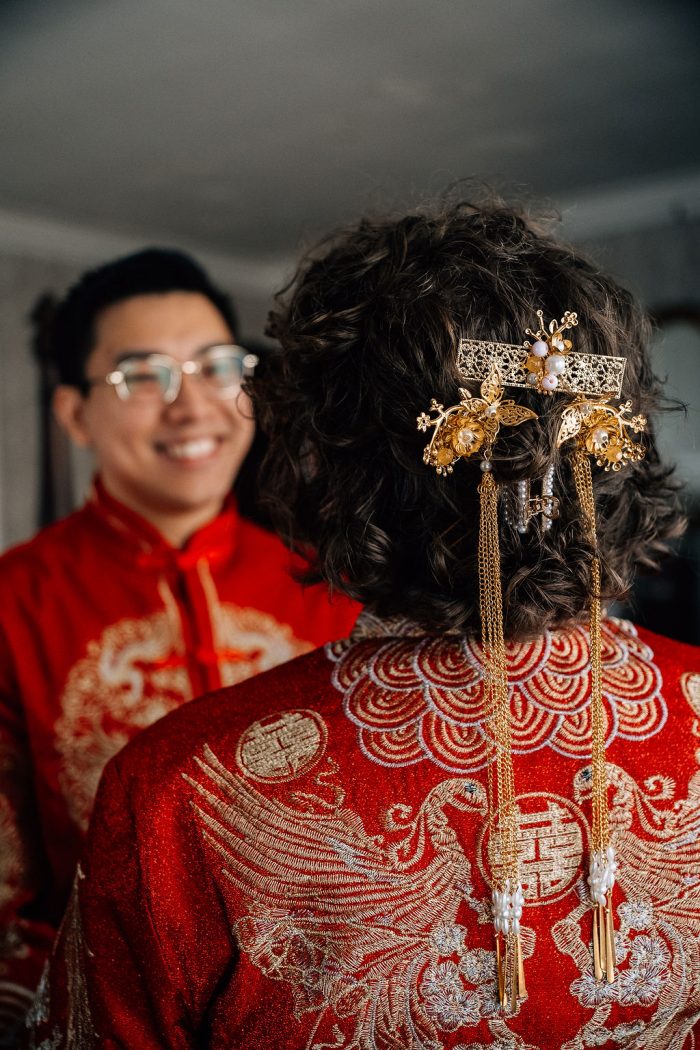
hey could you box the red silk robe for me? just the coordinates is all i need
[0,479,359,1039]
[29,613,700,1049]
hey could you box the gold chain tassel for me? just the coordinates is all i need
[479,468,527,1008]
[571,450,617,984]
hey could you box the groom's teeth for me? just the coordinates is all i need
[167,438,217,459]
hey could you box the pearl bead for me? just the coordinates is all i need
[457,428,475,445]
[592,427,609,446]
[531,339,548,358]
[541,374,558,390]
[526,372,539,385]
[545,353,566,375]
[486,405,498,416]
[480,459,493,472]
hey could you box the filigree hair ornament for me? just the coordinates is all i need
[522,310,577,393]
[557,394,647,983]
[418,367,536,1011]
[417,313,645,1006]
[458,310,626,399]
[417,369,537,474]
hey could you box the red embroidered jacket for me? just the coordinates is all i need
[0,480,359,1038]
[29,614,700,1049]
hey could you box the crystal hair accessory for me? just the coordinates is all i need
[457,311,626,397]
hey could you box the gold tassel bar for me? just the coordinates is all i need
[510,936,518,1014]
[592,905,602,980]
[605,899,616,982]
[480,468,527,1011]
[516,933,527,999]
[496,933,505,1007]
[572,450,618,986]
[598,904,607,969]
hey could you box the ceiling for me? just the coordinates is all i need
[1,0,699,267]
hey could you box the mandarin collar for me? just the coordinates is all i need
[83,476,239,571]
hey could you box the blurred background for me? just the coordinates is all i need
[1,0,699,639]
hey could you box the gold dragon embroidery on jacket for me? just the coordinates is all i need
[56,599,310,831]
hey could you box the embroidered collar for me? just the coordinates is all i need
[83,475,240,571]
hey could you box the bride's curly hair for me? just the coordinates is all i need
[250,195,684,640]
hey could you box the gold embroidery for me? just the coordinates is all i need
[188,669,700,1050]
[56,604,311,829]
[236,711,328,782]
[54,867,96,1050]
[478,794,588,906]
[56,610,189,829]
[328,618,665,772]
[186,743,544,1048]
[552,759,700,1049]
[682,672,700,742]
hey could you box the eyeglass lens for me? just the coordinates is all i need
[119,346,249,401]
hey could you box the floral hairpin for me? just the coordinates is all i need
[557,397,647,470]
[417,369,537,475]
[556,390,647,984]
[418,366,537,1009]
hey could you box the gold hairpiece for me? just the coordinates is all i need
[418,309,647,1007]
[418,368,536,1010]
[557,398,647,470]
[417,369,537,474]
[458,311,626,397]
[556,393,647,984]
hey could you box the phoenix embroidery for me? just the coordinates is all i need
[553,751,700,1049]
[186,744,540,1049]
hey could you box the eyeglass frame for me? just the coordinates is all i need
[84,344,259,405]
